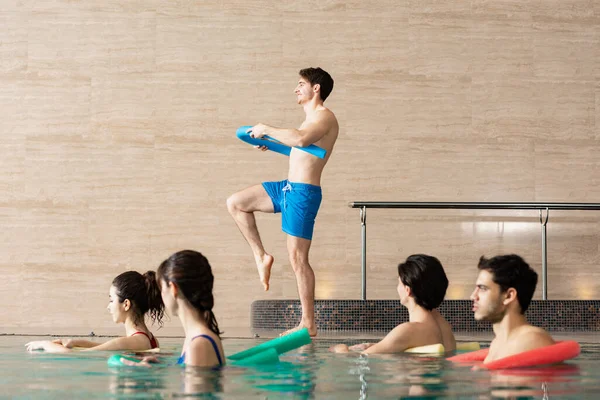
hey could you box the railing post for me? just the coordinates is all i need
[349,202,600,303]
[360,206,367,301]
[539,208,549,300]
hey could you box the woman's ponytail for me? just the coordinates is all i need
[143,270,165,326]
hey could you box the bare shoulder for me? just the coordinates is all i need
[522,326,554,343]
[315,106,338,125]
[187,334,222,366]
[387,320,446,348]
[431,310,450,326]
[189,333,222,352]
[363,322,419,354]
[388,321,423,340]
[512,325,555,352]
[430,310,453,336]
[430,310,456,349]
[379,321,420,345]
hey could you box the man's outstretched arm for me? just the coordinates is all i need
[250,113,334,148]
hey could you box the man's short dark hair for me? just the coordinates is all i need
[299,67,334,101]
[478,254,538,313]
[398,254,448,310]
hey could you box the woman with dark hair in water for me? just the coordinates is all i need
[26,270,164,352]
[330,254,456,354]
[157,250,224,367]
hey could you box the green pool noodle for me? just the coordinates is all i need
[228,328,312,361]
[230,348,280,366]
[107,354,142,367]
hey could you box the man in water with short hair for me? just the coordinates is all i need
[227,67,338,336]
[330,254,456,353]
[471,254,554,362]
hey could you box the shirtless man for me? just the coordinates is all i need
[330,254,456,354]
[226,67,338,336]
[471,254,554,362]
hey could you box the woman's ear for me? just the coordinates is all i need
[123,299,131,311]
[169,281,178,298]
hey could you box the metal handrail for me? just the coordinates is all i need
[348,201,600,301]
[349,201,600,210]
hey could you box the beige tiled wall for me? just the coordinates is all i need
[1,1,598,334]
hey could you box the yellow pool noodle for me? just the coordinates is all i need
[405,344,445,354]
[456,342,480,352]
[405,342,480,354]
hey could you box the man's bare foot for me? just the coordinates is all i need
[255,254,274,291]
[280,323,317,337]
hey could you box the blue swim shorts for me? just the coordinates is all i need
[261,179,322,240]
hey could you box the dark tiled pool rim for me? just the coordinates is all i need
[251,300,600,332]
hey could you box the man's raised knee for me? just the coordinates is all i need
[226,194,239,215]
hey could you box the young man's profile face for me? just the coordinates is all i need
[294,77,316,104]
[470,269,506,323]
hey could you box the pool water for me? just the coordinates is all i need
[2,336,600,399]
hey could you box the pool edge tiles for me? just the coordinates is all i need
[251,299,600,333]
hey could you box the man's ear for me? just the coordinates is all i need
[312,83,320,94]
[503,288,518,306]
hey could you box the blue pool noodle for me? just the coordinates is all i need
[228,328,312,361]
[236,126,327,159]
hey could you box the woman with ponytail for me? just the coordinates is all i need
[157,250,224,367]
[25,271,165,353]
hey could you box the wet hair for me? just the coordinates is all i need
[397,254,448,311]
[112,270,165,326]
[478,254,538,314]
[157,250,221,336]
[298,67,334,101]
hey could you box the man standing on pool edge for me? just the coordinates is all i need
[227,67,338,337]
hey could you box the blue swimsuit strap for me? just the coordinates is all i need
[178,334,223,366]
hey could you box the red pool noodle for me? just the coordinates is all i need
[448,348,489,362]
[447,341,580,370]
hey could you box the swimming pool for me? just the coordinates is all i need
[3,336,600,398]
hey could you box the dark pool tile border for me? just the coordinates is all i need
[251,300,600,332]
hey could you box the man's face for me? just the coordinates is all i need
[470,270,506,323]
[294,77,315,104]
